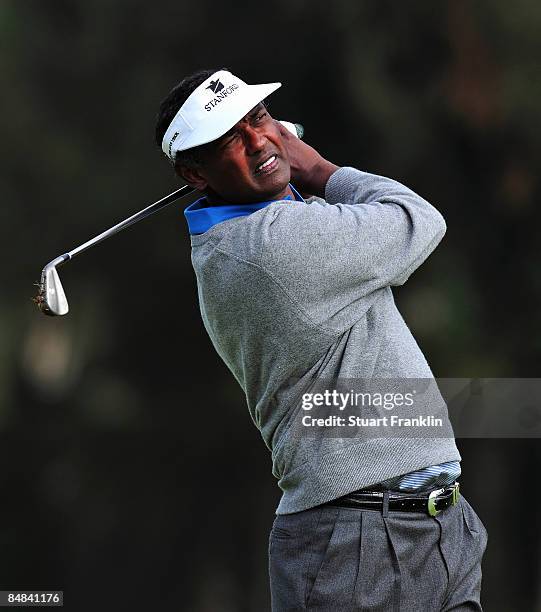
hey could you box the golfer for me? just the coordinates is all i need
[155,69,488,611]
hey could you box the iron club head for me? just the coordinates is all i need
[33,256,70,316]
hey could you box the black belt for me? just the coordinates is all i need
[326,482,460,517]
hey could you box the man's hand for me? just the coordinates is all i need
[277,121,340,199]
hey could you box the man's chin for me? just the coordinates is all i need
[251,170,292,202]
[209,168,291,204]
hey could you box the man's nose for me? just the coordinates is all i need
[241,125,266,155]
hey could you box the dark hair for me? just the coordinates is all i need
[155,68,227,168]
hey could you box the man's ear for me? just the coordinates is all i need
[175,164,208,191]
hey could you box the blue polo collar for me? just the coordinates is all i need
[184,184,304,235]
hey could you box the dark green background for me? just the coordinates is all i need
[2,1,540,610]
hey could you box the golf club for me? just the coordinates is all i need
[33,121,304,316]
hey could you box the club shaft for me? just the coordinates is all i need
[44,122,304,270]
[66,184,194,260]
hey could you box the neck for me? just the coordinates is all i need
[205,184,295,206]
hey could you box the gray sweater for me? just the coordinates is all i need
[189,167,460,514]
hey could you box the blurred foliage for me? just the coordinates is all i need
[1,0,541,610]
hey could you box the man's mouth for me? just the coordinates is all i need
[254,155,278,175]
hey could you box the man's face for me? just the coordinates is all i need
[181,104,292,204]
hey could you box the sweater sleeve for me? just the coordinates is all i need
[260,166,446,331]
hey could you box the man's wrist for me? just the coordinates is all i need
[307,160,340,198]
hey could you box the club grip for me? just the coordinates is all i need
[279,120,304,139]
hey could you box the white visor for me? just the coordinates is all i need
[161,70,281,161]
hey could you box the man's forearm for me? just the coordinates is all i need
[297,160,340,199]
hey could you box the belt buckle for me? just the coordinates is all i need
[427,482,460,517]
[427,487,446,517]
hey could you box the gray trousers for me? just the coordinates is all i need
[269,495,487,611]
